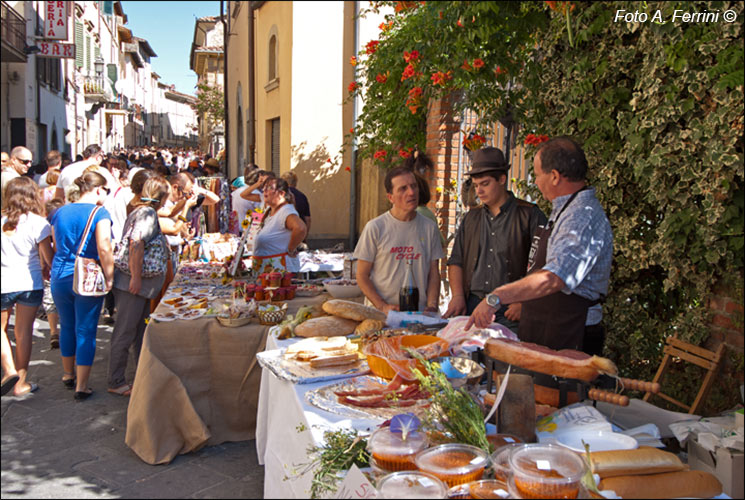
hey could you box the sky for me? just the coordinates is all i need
[121,1,221,96]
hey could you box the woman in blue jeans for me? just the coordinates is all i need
[50,171,114,401]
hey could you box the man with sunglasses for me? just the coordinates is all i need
[2,147,34,200]
[55,144,117,203]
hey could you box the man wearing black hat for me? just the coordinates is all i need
[444,147,546,332]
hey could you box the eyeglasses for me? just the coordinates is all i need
[101,186,111,195]
[19,159,33,165]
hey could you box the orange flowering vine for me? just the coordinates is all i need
[348,81,358,93]
[373,150,388,161]
[461,59,472,71]
[349,56,358,66]
[401,63,417,81]
[399,147,414,159]
[431,70,453,86]
[365,40,380,55]
[524,133,550,146]
[344,166,351,172]
[379,21,394,32]
[495,66,508,76]
[545,1,575,14]
[376,72,388,84]
[472,58,485,69]
[403,50,420,63]
[463,133,487,151]
[406,86,423,114]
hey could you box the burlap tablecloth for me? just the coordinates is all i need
[125,294,328,465]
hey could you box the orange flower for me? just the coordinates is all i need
[403,50,420,63]
[379,21,394,32]
[373,150,388,161]
[408,86,423,98]
[344,166,351,172]
[348,81,358,93]
[349,128,355,134]
[472,58,485,69]
[327,158,333,163]
[349,56,357,66]
[431,71,452,86]
[399,147,414,159]
[461,59,472,71]
[401,63,417,81]
[457,18,463,27]
[438,10,443,19]
[407,104,419,114]
[365,40,380,55]
[376,72,388,84]
[495,66,508,76]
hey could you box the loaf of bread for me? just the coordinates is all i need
[322,299,386,322]
[599,470,722,499]
[354,319,385,336]
[294,315,360,338]
[589,446,686,478]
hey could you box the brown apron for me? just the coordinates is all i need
[519,187,597,351]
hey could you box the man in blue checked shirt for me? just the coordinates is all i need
[467,136,613,353]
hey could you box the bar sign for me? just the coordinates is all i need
[38,41,76,59]
[45,1,69,40]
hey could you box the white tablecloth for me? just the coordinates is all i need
[256,335,382,499]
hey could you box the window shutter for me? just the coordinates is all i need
[86,35,91,71]
[103,0,114,15]
[271,118,280,175]
[75,22,84,68]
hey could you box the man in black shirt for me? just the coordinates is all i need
[444,147,547,332]
[281,171,311,242]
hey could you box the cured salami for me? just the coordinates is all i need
[484,338,617,382]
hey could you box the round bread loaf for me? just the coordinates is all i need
[294,315,360,338]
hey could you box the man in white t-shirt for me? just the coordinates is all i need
[354,166,445,314]
[56,144,117,202]
[2,147,32,199]
[34,150,62,188]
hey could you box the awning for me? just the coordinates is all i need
[104,109,129,116]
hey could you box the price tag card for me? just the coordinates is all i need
[334,464,378,499]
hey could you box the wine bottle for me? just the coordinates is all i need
[399,258,420,312]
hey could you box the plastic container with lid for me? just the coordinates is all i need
[468,479,510,499]
[490,442,523,482]
[368,426,428,473]
[259,273,270,288]
[414,443,488,487]
[254,286,265,301]
[281,273,293,287]
[376,470,448,499]
[272,288,286,301]
[508,443,585,499]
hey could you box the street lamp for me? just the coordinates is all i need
[94,56,105,77]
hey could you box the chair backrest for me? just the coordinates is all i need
[643,336,725,414]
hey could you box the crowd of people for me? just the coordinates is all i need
[1,136,612,403]
[0,143,310,399]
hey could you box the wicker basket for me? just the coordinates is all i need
[257,307,287,326]
[216,316,253,328]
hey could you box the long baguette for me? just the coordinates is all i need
[590,446,685,478]
[599,470,721,499]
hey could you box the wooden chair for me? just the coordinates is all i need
[643,336,725,415]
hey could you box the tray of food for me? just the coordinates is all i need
[257,336,369,384]
[294,283,325,297]
[305,374,430,420]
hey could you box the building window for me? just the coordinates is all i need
[36,57,61,92]
[270,118,280,175]
[268,35,277,81]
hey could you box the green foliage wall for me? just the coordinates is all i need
[517,0,744,413]
[354,1,744,413]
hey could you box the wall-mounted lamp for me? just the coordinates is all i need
[94,55,105,77]
[23,43,41,55]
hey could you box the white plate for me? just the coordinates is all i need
[556,430,638,453]
[150,312,178,322]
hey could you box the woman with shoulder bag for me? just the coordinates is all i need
[108,176,170,396]
[50,171,114,401]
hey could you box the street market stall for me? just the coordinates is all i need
[124,260,329,465]
[254,315,742,499]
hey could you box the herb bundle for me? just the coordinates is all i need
[291,428,370,499]
[407,349,491,453]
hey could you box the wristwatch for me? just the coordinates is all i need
[485,293,501,309]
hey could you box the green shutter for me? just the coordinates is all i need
[75,22,84,68]
[86,36,91,71]
[103,0,113,15]
[107,63,118,95]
